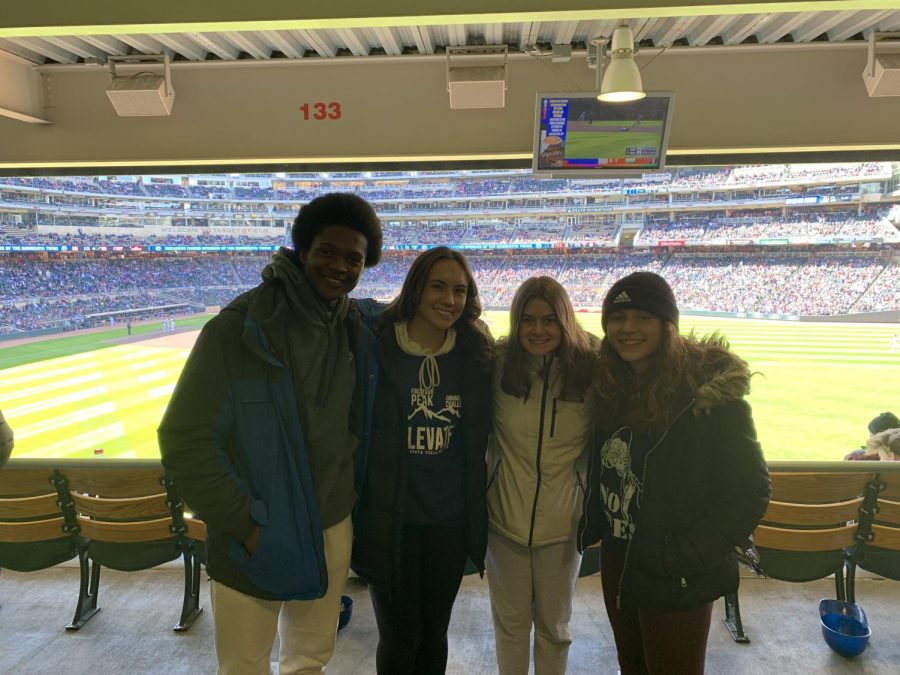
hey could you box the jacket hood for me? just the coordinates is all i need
[685,334,752,415]
[868,427,900,461]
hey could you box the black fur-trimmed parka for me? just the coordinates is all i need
[581,337,771,612]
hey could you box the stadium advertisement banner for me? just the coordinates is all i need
[0,245,280,252]
[785,196,823,205]
[759,238,790,245]
[149,245,279,251]
[728,239,753,245]
[387,242,556,251]
[655,239,685,247]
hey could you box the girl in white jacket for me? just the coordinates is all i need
[486,276,599,675]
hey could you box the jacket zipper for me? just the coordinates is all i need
[550,397,558,438]
[616,398,695,610]
[527,362,551,548]
[577,420,596,554]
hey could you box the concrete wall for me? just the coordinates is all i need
[2,43,899,170]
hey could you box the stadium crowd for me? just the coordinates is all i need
[0,162,890,203]
[1,250,896,335]
[1,164,897,335]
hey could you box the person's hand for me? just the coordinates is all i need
[244,526,261,555]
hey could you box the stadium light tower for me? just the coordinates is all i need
[593,25,645,103]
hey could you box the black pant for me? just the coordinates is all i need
[369,523,468,675]
[601,540,713,675]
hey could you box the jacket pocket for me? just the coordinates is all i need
[227,436,327,600]
[228,504,327,600]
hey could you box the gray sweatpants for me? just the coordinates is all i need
[485,529,582,675]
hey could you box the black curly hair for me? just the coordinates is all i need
[292,192,383,267]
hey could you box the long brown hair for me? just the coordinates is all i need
[499,276,597,401]
[593,321,684,431]
[380,246,493,365]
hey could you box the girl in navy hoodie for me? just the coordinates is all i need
[352,246,493,675]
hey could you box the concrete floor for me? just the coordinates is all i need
[0,563,898,674]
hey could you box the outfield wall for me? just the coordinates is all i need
[0,327,60,343]
[799,310,900,324]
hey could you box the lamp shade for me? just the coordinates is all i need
[599,58,645,101]
[598,25,646,102]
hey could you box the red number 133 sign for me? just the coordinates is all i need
[299,102,342,120]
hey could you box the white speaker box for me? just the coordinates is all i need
[447,66,506,109]
[863,53,900,97]
[106,74,174,116]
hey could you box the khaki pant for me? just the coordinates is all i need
[485,529,582,675]
[210,515,353,675]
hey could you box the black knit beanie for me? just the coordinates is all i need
[601,272,679,331]
[868,411,899,435]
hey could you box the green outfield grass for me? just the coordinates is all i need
[586,120,665,128]
[1,312,898,462]
[0,315,211,371]
[564,131,661,161]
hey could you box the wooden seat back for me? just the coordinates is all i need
[868,472,900,552]
[0,467,59,497]
[754,472,874,553]
[59,466,177,545]
[0,467,69,544]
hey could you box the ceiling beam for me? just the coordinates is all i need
[0,53,51,124]
[79,35,132,55]
[755,12,809,43]
[293,30,334,57]
[221,31,272,59]
[332,27,370,56]
[115,34,170,56]
[185,33,241,60]
[153,34,208,61]
[3,2,887,37]
[791,10,854,42]
[685,15,735,45]
[42,36,107,60]
[4,37,78,63]
[257,30,304,58]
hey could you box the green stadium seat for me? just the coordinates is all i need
[723,471,875,643]
[0,466,98,627]
[857,472,900,583]
[60,465,204,632]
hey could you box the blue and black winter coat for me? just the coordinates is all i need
[158,281,378,601]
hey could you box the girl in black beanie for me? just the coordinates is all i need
[581,272,770,675]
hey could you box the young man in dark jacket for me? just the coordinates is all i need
[158,193,382,675]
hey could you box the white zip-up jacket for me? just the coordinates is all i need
[486,350,592,547]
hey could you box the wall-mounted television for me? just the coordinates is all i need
[532,92,675,177]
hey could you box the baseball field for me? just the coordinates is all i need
[1,311,897,462]
[564,119,664,161]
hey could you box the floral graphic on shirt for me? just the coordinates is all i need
[599,429,642,540]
